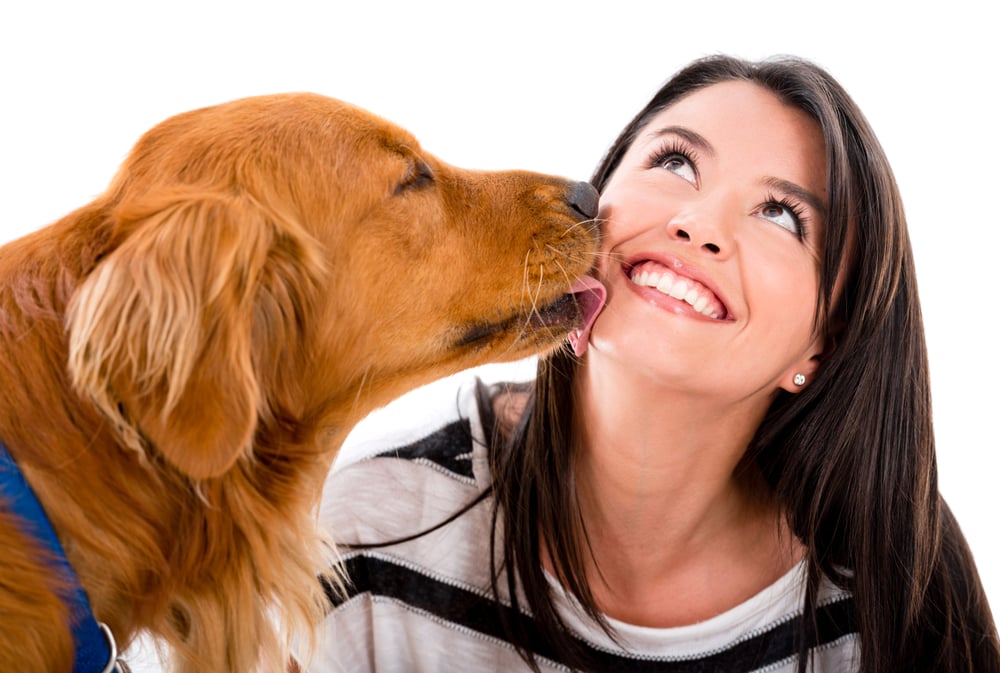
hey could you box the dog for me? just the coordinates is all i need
[0,93,602,672]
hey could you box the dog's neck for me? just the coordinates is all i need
[0,441,120,672]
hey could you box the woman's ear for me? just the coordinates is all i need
[779,331,831,394]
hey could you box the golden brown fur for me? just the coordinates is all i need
[0,93,599,672]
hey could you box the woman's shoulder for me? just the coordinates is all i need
[311,371,528,672]
[320,373,529,545]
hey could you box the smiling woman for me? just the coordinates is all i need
[589,81,828,401]
[315,55,1000,673]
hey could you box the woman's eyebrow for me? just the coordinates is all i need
[650,125,716,158]
[764,176,826,214]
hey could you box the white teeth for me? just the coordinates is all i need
[668,280,688,300]
[630,265,722,318]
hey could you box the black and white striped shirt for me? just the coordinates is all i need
[311,378,859,672]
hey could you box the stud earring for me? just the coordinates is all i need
[793,373,806,386]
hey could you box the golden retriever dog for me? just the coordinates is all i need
[0,93,602,672]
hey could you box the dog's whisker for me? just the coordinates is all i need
[559,216,604,238]
[350,366,373,418]
[530,264,545,317]
[551,257,573,292]
[520,250,537,319]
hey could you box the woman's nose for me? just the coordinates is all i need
[669,223,722,254]
[666,218,731,257]
[666,199,735,257]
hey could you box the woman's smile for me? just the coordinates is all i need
[625,258,730,320]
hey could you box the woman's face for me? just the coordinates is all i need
[591,80,828,401]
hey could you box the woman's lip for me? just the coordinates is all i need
[621,253,734,320]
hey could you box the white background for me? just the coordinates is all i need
[2,0,996,665]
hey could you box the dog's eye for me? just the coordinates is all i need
[396,161,434,194]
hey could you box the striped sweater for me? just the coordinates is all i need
[310,378,859,672]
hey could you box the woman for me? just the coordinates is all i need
[313,55,1000,672]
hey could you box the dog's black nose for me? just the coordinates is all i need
[568,182,599,221]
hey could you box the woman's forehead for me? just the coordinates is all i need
[632,82,828,207]
[638,81,819,150]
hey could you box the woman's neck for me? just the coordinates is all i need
[561,356,803,627]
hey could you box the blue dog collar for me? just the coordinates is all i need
[0,442,119,673]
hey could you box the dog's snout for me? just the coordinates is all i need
[568,182,599,222]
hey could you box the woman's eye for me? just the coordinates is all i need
[660,154,696,184]
[759,203,801,235]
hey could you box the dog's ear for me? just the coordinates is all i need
[67,190,325,480]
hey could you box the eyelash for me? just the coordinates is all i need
[646,139,810,240]
[646,139,700,176]
[762,191,809,239]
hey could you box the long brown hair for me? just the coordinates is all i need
[489,55,1000,672]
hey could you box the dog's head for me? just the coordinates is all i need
[66,93,600,480]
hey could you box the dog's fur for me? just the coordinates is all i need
[0,93,599,672]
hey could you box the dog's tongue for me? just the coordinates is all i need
[567,275,607,357]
